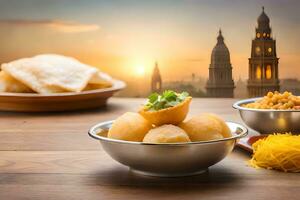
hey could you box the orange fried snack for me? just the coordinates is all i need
[139,96,192,126]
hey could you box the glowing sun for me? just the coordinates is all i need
[135,65,146,76]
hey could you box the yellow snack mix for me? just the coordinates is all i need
[243,91,300,110]
[249,133,300,172]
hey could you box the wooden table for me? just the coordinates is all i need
[0,98,299,200]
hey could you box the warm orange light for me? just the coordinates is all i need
[255,46,261,55]
[268,47,272,53]
[266,65,272,79]
[256,66,261,79]
[135,65,146,77]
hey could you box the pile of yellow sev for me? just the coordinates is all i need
[249,133,300,172]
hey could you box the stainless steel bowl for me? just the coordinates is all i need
[233,97,300,134]
[88,121,248,177]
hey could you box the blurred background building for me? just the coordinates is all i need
[151,62,162,93]
[206,29,235,98]
[247,7,280,97]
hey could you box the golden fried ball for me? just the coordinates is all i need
[108,112,152,142]
[204,113,232,138]
[139,97,192,126]
[179,114,226,142]
[143,125,191,143]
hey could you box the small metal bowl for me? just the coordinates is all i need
[233,98,300,134]
[88,121,247,177]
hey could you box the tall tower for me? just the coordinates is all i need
[151,62,162,92]
[247,7,280,97]
[206,29,235,97]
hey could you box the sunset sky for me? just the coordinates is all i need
[0,0,299,81]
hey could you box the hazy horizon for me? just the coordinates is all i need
[0,0,299,82]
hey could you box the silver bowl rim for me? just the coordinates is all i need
[233,97,300,112]
[88,120,248,146]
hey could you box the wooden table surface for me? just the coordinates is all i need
[0,98,299,200]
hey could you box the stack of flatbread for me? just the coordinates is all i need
[0,54,113,94]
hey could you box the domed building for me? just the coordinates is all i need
[247,7,280,97]
[206,29,235,97]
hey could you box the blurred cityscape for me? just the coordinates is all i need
[116,73,300,98]
[1,1,300,98]
[117,7,300,98]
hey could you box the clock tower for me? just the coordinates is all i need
[247,7,280,97]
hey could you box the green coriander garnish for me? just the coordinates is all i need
[145,90,189,111]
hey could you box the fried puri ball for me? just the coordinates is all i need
[108,112,152,142]
[205,113,232,138]
[143,125,191,143]
[139,97,192,126]
[179,113,230,142]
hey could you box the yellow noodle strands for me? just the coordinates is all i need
[249,133,300,172]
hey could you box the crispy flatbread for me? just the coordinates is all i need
[2,58,68,93]
[33,55,112,88]
[89,72,113,88]
[33,54,112,91]
[83,83,109,91]
[1,54,113,94]
[0,71,34,93]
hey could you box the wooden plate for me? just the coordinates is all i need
[0,80,126,112]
